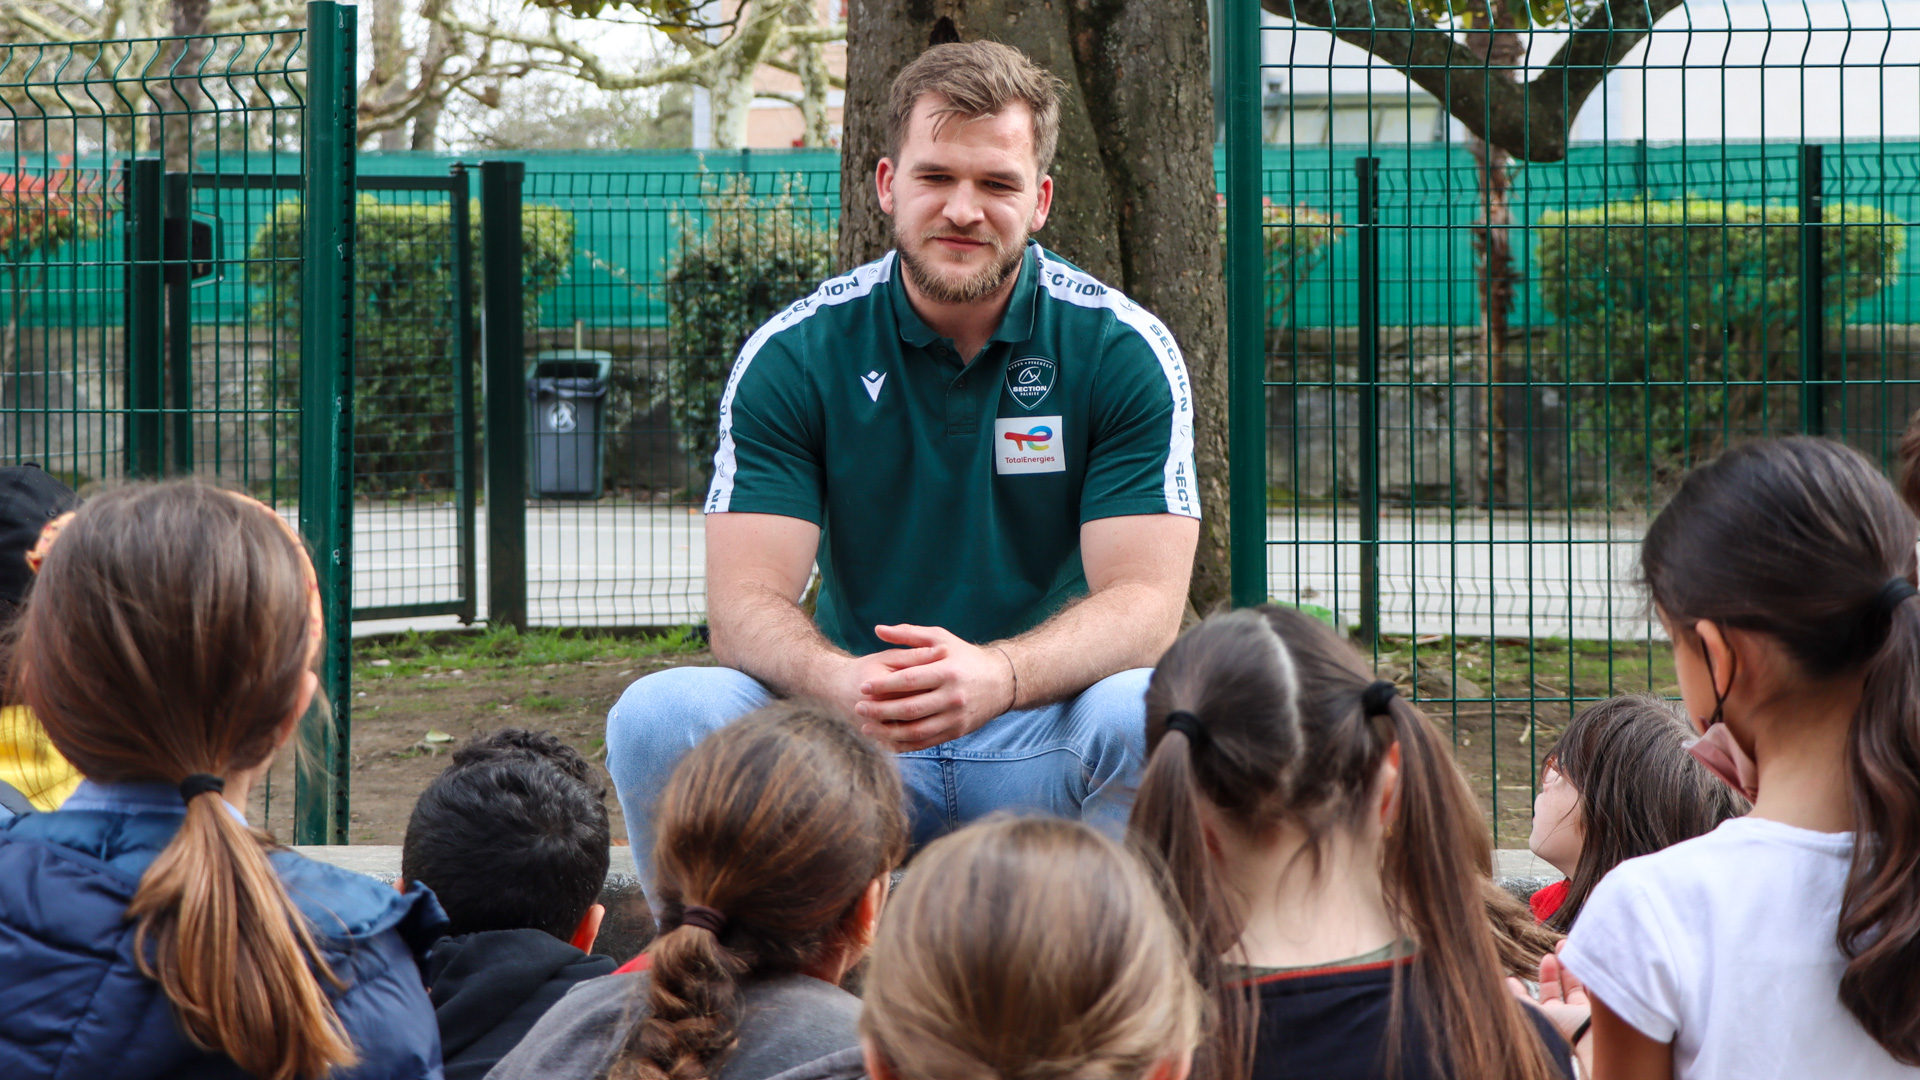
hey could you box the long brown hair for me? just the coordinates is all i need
[1483,876,1563,978]
[15,481,351,1080]
[1543,694,1749,932]
[613,701,907,1080]
[862,817,1203,1080]
[1128,607,1563,1080]
[1640,436,1920,1061]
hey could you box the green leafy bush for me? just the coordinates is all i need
[662,175,834,470]
[1536,197,1903,476]
[250,195,576,492]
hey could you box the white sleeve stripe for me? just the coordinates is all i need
[704,252,897,514]
[1034,249,1200,520]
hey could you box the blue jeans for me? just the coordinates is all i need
[604,665,1151,888]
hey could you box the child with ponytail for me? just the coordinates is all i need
[1559,437,1920,1078]
[1129,606,1572,1080]
[858,816,1203,1080]
[0,481,446,1080]
[489,701,907,1080]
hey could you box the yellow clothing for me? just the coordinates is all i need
[0,704,80,810]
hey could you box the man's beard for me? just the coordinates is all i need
[895,223,1028,305]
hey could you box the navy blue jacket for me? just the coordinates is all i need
[0,782,449,1080]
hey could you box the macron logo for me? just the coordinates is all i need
[861,370,887,402]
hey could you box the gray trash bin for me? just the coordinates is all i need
[526,350,613,499]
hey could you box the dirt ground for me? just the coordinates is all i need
[245,631,1645,849]
[249,647,717,845]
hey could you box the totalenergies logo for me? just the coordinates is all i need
[1003,425,1052,452]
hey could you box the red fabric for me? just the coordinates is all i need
[1529,878,1571,923]
[612,952,653,975]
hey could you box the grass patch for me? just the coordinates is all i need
[1369,633,1678,705]
[354,625,704,679]
[521,693,584,712]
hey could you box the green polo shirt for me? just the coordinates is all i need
[704,241,1197,656]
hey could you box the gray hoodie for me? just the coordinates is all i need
[762,1047,865,1080]
[483,971,861,1080]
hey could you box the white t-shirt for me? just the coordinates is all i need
[1562,817,1920,1079]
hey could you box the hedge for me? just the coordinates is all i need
[250,196,576,492]
[1535,197,1904,475]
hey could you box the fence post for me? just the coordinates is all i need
[451,164,479,625]
[123,157,163,480]
[480,160,527,632]
[1799,144,1825,436]
[1224,0,1267,609]
[1356,157,1380,648]
[164,172,192,472]
[295,0,357,846]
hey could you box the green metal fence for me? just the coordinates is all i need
[0,3,356,843]
[1225,0,1920,841]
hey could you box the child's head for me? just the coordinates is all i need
[612,701,907,1080]
[1130,606,1561,1080]
[0,464,78,621]
[14,481,347,1079]
[402,728,611,944]
[862,817,1201,1080]
[1641,436,1920,1058]
[1530,694,1748,930]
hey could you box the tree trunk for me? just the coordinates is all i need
[839,0,1232,614]
[1465,7,1522,508]
[790,1,834,147]
[366,0,411,150]
[154,0,211,172]
[409,0,460,151]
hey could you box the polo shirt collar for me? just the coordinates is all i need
[890,241,1041,349]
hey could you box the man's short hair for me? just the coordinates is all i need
[401,728,611,941]
[886,41,1064,177]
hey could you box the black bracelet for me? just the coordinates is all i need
[1571,1016,1593,1046]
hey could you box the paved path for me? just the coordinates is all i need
[349,505,1657,642]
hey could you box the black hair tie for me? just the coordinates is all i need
[1361,681,1400,718]
[1164,710,1210,752]
[178,774,225,801]
[680,904,728,937]
[1875,576,1919,616]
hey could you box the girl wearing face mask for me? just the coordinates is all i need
[1561,438,1920,1079]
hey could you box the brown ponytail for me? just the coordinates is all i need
[15,481,353,1080]
[1641,437,1920,1061]
[1129,607,1562,1080]
[613,702,907,1080]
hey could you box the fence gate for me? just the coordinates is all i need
[0,2,356,842]
[350,170,477,625]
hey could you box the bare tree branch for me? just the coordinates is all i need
[1264,0,1684,162]
[762,54,844,89]
[437,10,724,90]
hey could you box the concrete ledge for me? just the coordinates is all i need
[298,845,1556,888]
[294,845,1563,961]
[295,845,655,963]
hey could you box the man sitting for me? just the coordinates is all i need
[607,40,1200,879]
[402,729,616,1080]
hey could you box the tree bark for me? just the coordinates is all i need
[840,0,1232,614]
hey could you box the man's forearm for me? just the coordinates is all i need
[992,581,1182,709]
[709,584,848,700]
